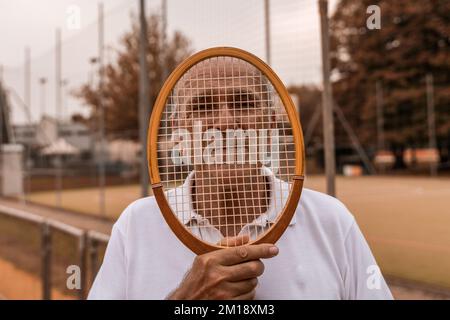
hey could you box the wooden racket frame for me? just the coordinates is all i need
[148,47,305,255]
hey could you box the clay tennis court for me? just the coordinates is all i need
[24,174,450,290]
[305,175,450,289]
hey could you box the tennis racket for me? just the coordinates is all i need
[148,47,304,255]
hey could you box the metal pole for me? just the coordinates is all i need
[318,0,336,196]
[24,50,31,202]
[25,47,31,121]
[41,222,52,300]
[139,0,150,197]
[161,0,168,81]
[55,28,63,207]
[61,79,68,121]
[55,29,62,121]
[426,73,437,177]
[78,232,88,299]
[38,76,47,175]
[376,81,385,174]
[264,0,271,65]
[376,81,385,151]
[89,238,99,285]
[39,77,47,119]
[0,64,3,194]
[98,3,106,215]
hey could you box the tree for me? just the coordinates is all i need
[330,0,450,163]
[75,13,191,140]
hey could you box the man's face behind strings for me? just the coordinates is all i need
[173,57,276,189]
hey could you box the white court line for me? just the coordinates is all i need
[335,187,450,199]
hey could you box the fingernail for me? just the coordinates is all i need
[269,246,279,255]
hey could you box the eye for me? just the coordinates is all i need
[233,93,257,109]
[192,103,212,112]
[191,96,214,112]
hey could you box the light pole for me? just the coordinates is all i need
[25,47,31,120]
[426,74,437,177]
[161,0,168,81]
[89,57,98,87]
[39,77,47,119]
[318,0,336,197]
[139,0,150,197]
[98,2,106,217]
[61,79,69,121]
[264,0,271,65]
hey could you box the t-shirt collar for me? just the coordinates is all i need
[167,166,296,227]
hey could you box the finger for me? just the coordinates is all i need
[216,243,279,266]
[224,278,258,297]
[232,288,256,300]
[226,260,264,281]
[217,235,250,247]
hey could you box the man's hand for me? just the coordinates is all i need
[167,236,279,300]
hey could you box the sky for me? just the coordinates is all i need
[0,0,338,124]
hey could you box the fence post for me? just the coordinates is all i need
[41,221,52,300]
[78,231,88,299]
[89,237,100,287]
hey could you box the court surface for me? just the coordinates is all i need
[26,175,450,288]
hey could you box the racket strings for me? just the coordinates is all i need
[158,56,295,245]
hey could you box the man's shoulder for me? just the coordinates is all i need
[300,187,350,212]
[296,187,355,234]
[113,195,162,232]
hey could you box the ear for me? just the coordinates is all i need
[171,116,178,129]
[267,108,277,129]
[271,113,277,128]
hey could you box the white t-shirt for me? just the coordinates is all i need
[88,178,393,300]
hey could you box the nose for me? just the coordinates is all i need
[214,103,239,131]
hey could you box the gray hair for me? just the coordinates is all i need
[167,56,280,122]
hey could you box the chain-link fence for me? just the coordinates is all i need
[0,0,449,299]
[1,0,335,218]
[0,205,108,299]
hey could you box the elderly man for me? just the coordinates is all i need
[88,57,393,300]
[168,57,287,243]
